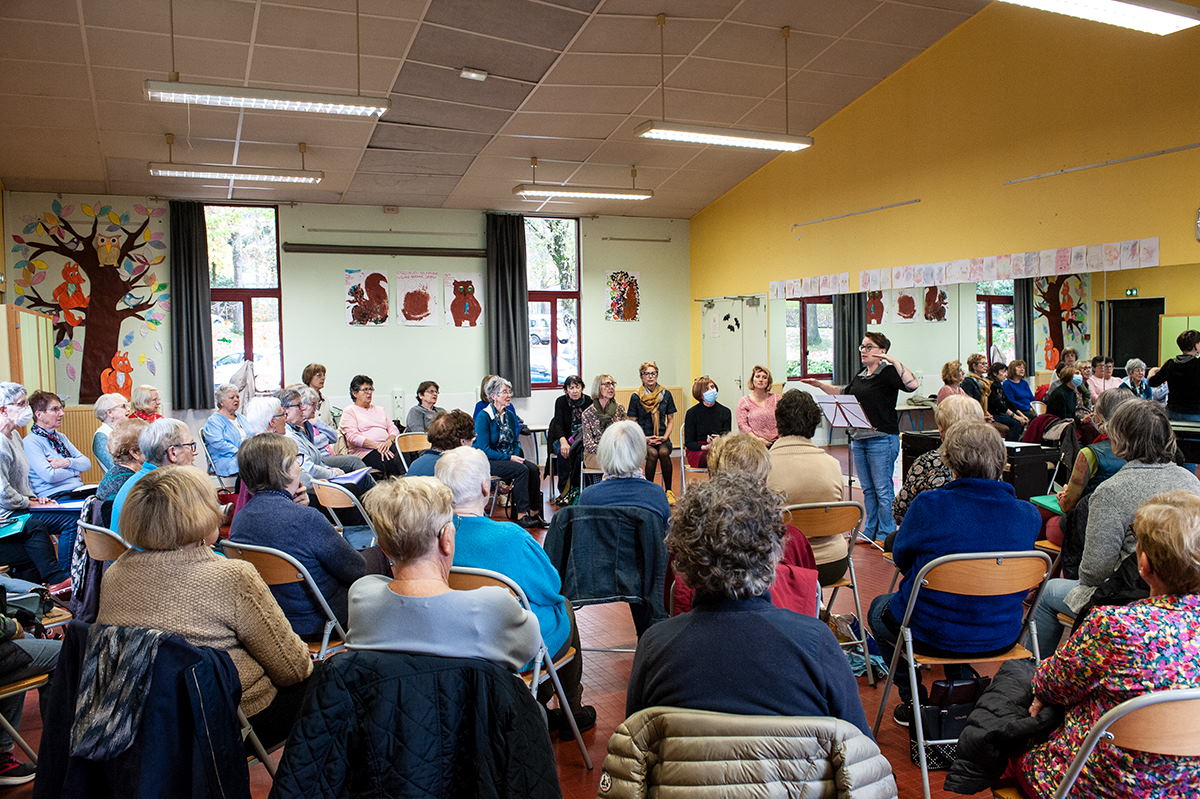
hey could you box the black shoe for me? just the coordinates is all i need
[545,707,565,731]
[516,515,542,530]
[892,702,912,728]
[0,753,35,786]
[558,705,597,740]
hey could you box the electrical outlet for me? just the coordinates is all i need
[392,390,406,417]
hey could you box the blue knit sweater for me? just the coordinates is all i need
[889,478,1040,653]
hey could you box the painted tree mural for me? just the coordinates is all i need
[1034,274,1087,369]
[9,199,169,403]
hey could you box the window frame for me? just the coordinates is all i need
[524,216,582,390]
[785,294,834,381]
[206,203,284,391]
[977,292,1014,364]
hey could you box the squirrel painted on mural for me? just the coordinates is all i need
[450,279,481,327]
[100,351,134,399]
[52,263,89,326]
[348,273,389,325]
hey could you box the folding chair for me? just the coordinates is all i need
[239,707,278,779]
[992,688,1200,799]
[1045,420,1079,493]
[783,501,875,686]
[78,521,130,561]
[678,447,706,495]
[448,566,593,770]
[0,674,50,763]
[394,432,430,469]
[216,539,347,660]
[198,429,237,490]
[312,479,377,550]
[871,550,1053,799]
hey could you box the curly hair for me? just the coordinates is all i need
[666,473,786,600]
[775,389,821,439]
[426,409,474,451]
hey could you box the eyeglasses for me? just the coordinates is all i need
[356,387,375,393]
[295,453,307,466]
[272,411,286,419]
[174,441,198,454]
[282,403,300,409]
[640,371,658,377]
[858,344,880,351]
[600,381,616,387]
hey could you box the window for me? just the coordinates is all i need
[206,205,283,392]
[977,279,1014,365]
[785,296,834,379]
[524,217,580,388]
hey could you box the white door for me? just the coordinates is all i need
[701,295,768,399]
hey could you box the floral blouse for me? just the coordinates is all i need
[581,400,627,455]
[1022,594,1200,798]
[892,449,952,526]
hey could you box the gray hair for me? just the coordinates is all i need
[244,396,282,436]
[297,386,320,406]
[434,446,491,506]
[1107,399,1176,464]
[598,421,646,478]
[214,383,239,406]
[139,418,191,465]
[1125,358,1147,375]
[93,392,127,422]
[1093,388,1135,429]
[484,375,512,400]
[666,473,786,600]
[276,387,302,408]
[942,420,1006,480]
[0,383,26,407]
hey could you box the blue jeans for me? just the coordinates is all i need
[1031,577,1078,656]
[851,434,900,540]
[0,637,60,751]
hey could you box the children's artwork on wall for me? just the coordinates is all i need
[866,291,885,325]
[923,285,949,322]
[345,269,389,326]
[604,270,640,321]
[8,197,169,403]
[395,270,440,326]
[894,289,918,323]
[1033,274,1090,370]
[444,273,482,327]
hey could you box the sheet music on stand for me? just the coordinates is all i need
[814,393,883,551]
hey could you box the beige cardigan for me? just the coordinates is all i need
[766,436,847,565]
[598,706,897,799]
[98,546,313,716]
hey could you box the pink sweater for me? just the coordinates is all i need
[339,403,399,457]
[936,384,966,402]
[736,393,780,443]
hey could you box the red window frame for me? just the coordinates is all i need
[526,217,582,390]
[977,293,1013,363]
[786,295,834,381]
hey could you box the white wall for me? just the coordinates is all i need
[870,283,979,397]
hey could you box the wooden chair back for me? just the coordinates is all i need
[396,432,430,455]
[312,480,356,509]
[921,553,1049,596]
[783,502,864,540]
[221,544,304,585]
[1107,693,1200,757]
[79,522,130,561]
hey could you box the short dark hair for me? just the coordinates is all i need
[988,362,1008,380]
[1061,347,1078,361]
[775,389,822,439]
[28,390,62,414]
[427,409,474,451]
[1107,399,1176,464]
[238,433,298,494]
[349,374,373,395]
[1092,355,1104,368]
[691,376,717,402]
[1179,330,1200,353]
[864,331,890,352]
[416,380,439,396]
[562,375,584,391]
[301,363,325,385]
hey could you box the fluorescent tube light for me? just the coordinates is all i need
[635,120,812,152]
[145,80,389,116]
[148,162,324,184]
[513,184,653,201]
[459,68,489,81]
[995,0,1200,34]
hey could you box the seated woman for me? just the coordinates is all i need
[91,393,129,473]
[98,465,313,747]
[128,384,163,423]
[581,373,625,471]
[339,374,405,478]
[682,376,731,469]
[472,375,497,419]
[96,420,147,503]
[297,387,339,454]
[1121,357,1168,404]
[1044,366,1094,428]
[110,418,197,537]
[435,446,594,736]
[278,388,345,488]
[628,362,677,501]
[1020,491,1200,798]
[404,380,445,434]
[869,420,1040,724]
[473,376,544,529]
[550,375,592,502]
[766,389,848,585]
[937,360,967,403]
[229,434,366,638]
[625,473,869,734]
[1032,399,1200,654]
[301,363,332,425]
[349,476,540,670]
[1002,359,1036,416]
[577,420,670,524]
[244,396,286,437]
[0,599,60,784]
[986,363,1027,441]
[202,383,248,479]
[891,395,984,531]
[960,353,990,405]
[406,410,474,477]
[23,391,92,500]
[735,365,779,444]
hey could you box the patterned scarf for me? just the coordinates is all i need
[494,406,516,454]
[567,395,589,439]
[71,625,170,759]
[636,385,665,436]
[31,425,71,458]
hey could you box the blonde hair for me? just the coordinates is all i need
[707,433,770,482]
[941,420,1005,480]
[130,384,158,412]
[935,394,984,433]
[107,419,147,464]
[121,466,221,551]
[363,476,453,564]
[591,373,616,400]
[749,364,773,388]
[966,353,987,372]
[941,360,963,385]
[1133,491,1200,594]
[638,361,659,376]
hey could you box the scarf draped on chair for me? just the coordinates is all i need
[31,425,72,459]
[636,385,665,437]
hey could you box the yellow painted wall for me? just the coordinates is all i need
[690,4,1200,373]
[1095,263,1200,315]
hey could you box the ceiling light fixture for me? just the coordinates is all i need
[995,0,1200,35]
[149,135,324,183]
[145,0,389,115]
[459,67,489,81]
[635,15,812,152]
[512,158,653,201]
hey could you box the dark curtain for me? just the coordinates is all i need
[833,292,867,384]
[168,201,214,410]
[1014,277,1036,368]
[485,213,531,397]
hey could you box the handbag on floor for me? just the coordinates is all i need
[909,671,991,770]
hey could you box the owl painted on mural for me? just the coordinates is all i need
[93,233,122,266]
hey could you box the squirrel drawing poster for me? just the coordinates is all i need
[345,269,390,326]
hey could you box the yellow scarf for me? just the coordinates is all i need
[636,385,665,436]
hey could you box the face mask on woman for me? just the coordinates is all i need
[1071,374,1084,387]
[702,389,718,404]
[7,405,32,428]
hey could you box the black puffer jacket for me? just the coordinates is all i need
[944,660,1063,795]
[270,650,561,799]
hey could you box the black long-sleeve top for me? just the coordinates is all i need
[683,402,732,451]
[1149,354,1200,415]
[552,394,593,444]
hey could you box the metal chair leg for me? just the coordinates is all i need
[0,712,35,763]
[846,559,876,687]
[904,630,933,799]
[541,655,593,770]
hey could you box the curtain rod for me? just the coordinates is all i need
[282,242,485,258]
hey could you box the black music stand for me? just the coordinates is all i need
[815,393,883,550]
